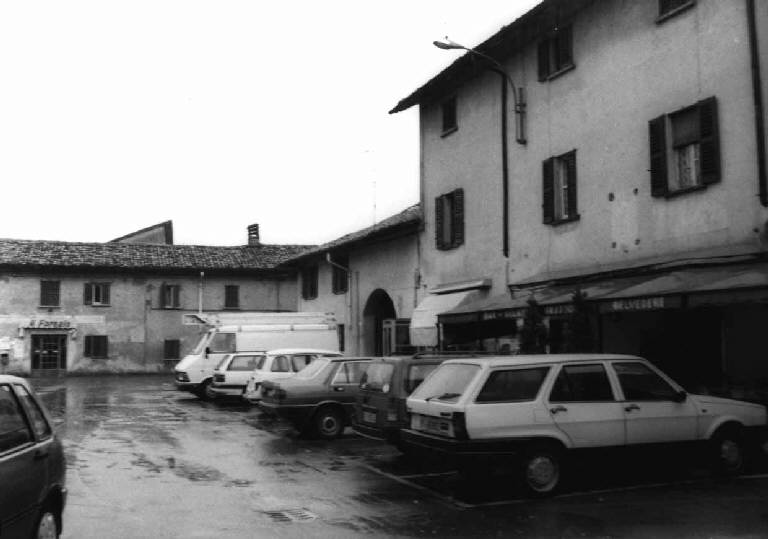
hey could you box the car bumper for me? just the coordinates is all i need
[208,385,244,398]
[174,381,199,393]
[399,429,531,462]
[258,401,315,426]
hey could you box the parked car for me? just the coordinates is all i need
[259,357,372,439]
[402,354,768,497]
[352,354,449,448]
[240,349,343,403]
[0,375,66,538]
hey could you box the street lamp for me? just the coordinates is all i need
[434,37,526,258]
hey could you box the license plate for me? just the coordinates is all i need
[362,411,376,424]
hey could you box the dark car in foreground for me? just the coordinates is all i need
[0,375,66,538]
[259,357,372,439]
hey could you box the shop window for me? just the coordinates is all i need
[550,364,615,402]
[658,0,695,20]
[331,255,349,295]
[160,284,181,309]
[301,265,318,300]
[542,150,579,225]
[224,285,239,309]
[538,25,574,81]
[476,367,550,403]
[435,188,464,250]
[164,339,181,360]
[649,97,720,198]
[441,96,457,135]
[84,283,111,306]
[84,335,109,359]
[40,280,60,307]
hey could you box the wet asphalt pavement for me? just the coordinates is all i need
[29,375,768,538]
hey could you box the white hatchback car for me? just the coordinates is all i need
[403,354,768,496]
[208,348,342,401]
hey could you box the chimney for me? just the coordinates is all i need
[247,224,260,246]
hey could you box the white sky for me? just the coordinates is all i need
[0,0,541,246]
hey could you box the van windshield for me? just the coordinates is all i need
[191,331,213,355]
[209,333,236,353]
[295,357,331,379]
[410,363,480,403]
[360,363,394,392]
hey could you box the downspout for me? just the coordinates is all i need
[747,0,767,206]
[490,68,511,258]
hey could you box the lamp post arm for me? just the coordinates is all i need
[460,46,519,106]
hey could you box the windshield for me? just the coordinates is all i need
[295,357,331,379]
[215,354,232,370]
[191,331,213,355]
[360,363,394,392]
[410,363,481,403]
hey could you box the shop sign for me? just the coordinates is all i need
[25,319,72,329]
[544,304,574,316]
[481,310,518,321]
[603,296,667,312]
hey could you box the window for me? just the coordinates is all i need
[331,255,349,295]
[290,354,315,372]
[441,96,457,135]
[228,355,262,372]
[337,324,345,352]
[542,150,579,225]
[360,363,395,392]
[538,25,574,81]
[224,285,239,309]
[301,265,318,300]
[13,384,52,440]
[650,97,720,197]
[164,339,181,360]
[613,362,680,401]
[405,363,440,394]
[271,355,291,373]
[84,282,111,306]
[476,367,550,403]
[435,188,464,250]
[84,335,108,358]
[550,364,615,402]
[410,363,480,402]
[40,280,60,307]
[209,333,236,353]
[0,384,32,453]
[160,284,181,309]
[331,361,368,385]
[658,0,695,19]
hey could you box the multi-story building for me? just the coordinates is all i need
[0,223,307,374]
[385,0,768,396]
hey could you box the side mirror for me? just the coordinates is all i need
[205,347,211,358]
[673,390,687,403]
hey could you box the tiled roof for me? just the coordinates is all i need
[0,238,314,273]
[282,204,421,264]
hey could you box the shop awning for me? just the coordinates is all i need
[410,289,481,346]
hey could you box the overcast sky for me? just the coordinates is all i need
[0,0,541,247]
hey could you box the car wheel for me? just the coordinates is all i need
[195,379,213,401]
[314,406,344,440]
[34,509,59,539]
[520,444,562,497]
[710,427,746,476]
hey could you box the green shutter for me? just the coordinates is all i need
[649,115,668,197]
[542,158,555,224]
[698,96,721,185]
[564,151,578,218]
[451,189,465,247]
[435,195,445,250]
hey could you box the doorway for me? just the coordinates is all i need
[362,289,396,356]
[31,334,67,373]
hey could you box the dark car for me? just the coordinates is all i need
[351,354,456,450]
[259,357,372,439]
[0,375,66,539]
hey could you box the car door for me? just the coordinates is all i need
[547,363,626,448]
[226,354,263,387]
[611,361,698,445]
[330,361,368,412]
[0,383,46,538]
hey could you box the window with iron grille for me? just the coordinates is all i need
[160,284,181,309]
[40,280,60,307]
[435,188,464,250]
[84,335,108,359]
[538,25,574,81]
[301,265,318,300]
[542,150,579,225]
[331,255,349,295]
[649,97,720,198]
[84,283,111,306]
[224,285,239,309]
[164,339,181,360]
[441,96,457,135]
[658,0,694,19]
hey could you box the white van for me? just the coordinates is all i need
[173,312,339,399]
[210,348,342,400]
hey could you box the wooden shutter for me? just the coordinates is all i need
[556,26,573,69]
[542,158,555,224]
[99,336,108,358]
[159,283,166,308]
[84,283,92,305]
[563,151,578,218]
[698,96,720,185]
[84,335,92,357]
[451,189,465,247]
[103,284,110,305]
[537,40,549,81]
[435,195,445,250]
[649,115,668,197]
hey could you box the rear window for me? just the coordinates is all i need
[295,357,331,379]
[405,363,440,394]
[475,367,550,403]
[360,363,395,392]
[228,355,263,372]
[410,363,480,403]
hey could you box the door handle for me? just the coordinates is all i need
[624,403,640,412]
[550,405,568,414]
[333,386,345,392]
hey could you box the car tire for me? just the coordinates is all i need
[520,444,563,497]
[314,406,345,440]
[710,426,746,477]
[34,508,59,539]
[195,379,213,401]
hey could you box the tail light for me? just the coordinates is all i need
[452,412,469,440]
[214,374,225,383]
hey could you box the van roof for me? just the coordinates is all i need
[439,353,644,368]
[263,348,342,355]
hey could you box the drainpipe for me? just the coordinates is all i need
[198,272,205,315]
[747,0,767,206]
